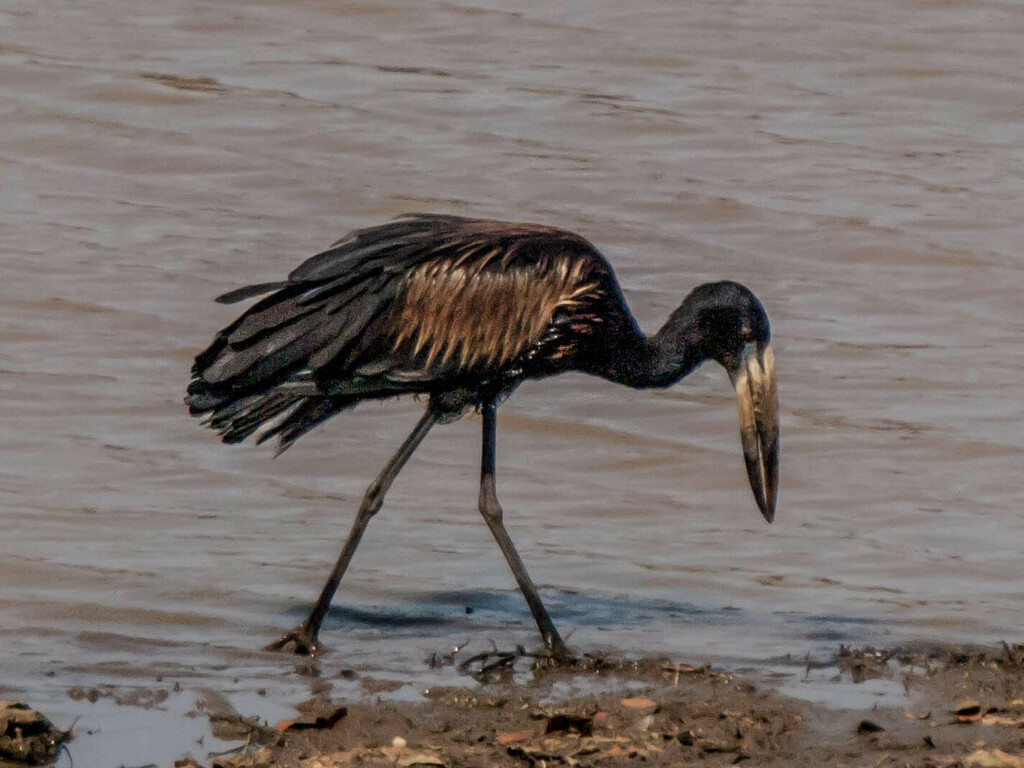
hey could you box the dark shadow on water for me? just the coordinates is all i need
[289,589,719,632]
[273,589,887,647]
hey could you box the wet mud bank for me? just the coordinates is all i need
[147,642,1024,768]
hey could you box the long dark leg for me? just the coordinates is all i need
[267,408,438,656]
[477,401,570,660]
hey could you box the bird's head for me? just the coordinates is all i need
[679,281,779,523]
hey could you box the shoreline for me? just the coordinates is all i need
[165,642,1023,767]
[10,642,1023,767]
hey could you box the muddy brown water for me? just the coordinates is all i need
[2,0,1023,764]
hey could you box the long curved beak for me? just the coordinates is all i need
[728,343,779,522]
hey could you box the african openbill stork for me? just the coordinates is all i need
[186,214,779,658]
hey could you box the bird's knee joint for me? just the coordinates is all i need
[360,485,384,517]
[478,474,503,521]
[478,493,503,522]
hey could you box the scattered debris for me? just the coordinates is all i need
[838,645,896,683]
[195,689,277,745]
[276,701,347,732]
[0,701,68,765]
[149,641,1024,768]
[661,662,707,685]
[956,699,984,723]
[857,719,885,734]
[425,640,471,669]
[66,684,169,710]
[545,713,593,736]
[66,686,101,704]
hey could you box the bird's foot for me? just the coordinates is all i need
[546,648,577,668]
[458,643,577,680]
[265,625,323,656]
[537,633,576,667]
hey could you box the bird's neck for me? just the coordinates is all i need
[600,316,706,389]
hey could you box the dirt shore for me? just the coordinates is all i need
[161,643,1024,768]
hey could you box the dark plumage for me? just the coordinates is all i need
[187,214,780,658]
[187,215,624,449]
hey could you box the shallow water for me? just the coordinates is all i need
[2,0,1023,762]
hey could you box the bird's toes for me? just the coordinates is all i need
[541,649,578,669]
[265,627,322,657]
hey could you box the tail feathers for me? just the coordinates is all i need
[256,396,356,453]
[204,391,301,445]
[193,388,355,452]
